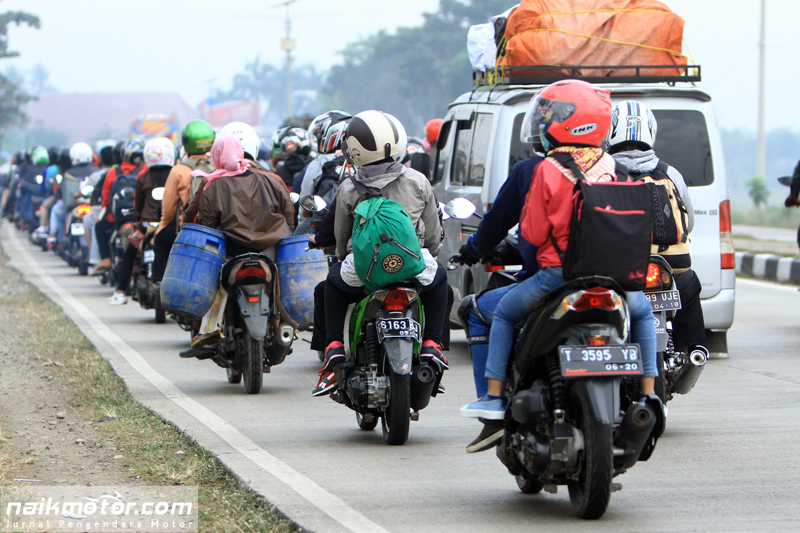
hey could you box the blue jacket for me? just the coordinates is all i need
[461,156,543,280]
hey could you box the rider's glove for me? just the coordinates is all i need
[453,237,482,266]
[785,195,800,208]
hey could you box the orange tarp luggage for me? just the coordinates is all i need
[502,0,687,78]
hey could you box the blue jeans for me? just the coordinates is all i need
[465,284,514,399]
[484,267,657,382]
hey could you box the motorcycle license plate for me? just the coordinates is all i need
[645,289,681,311]
[143,250,155,263]
[376,317,421,342]
[558,345,643,378]
[70,223,85,236]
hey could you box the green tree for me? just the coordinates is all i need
[746,176,769,209]
[320,0,509,136]
[0,9,40,136]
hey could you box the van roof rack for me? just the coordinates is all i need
[474,64,701,87]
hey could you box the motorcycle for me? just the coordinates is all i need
[101,187,136,287]
[57,180,93,275]
[130,188,166,323]
[307,195,473,445]
[204,253,295,394]
[642,255,708,404]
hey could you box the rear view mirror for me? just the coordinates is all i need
[778,176,791,187]
[444,197,477,220]
[289,192,300,203]
[151,187,165,201]
[300,195,327,212]
[80,184,94,197]
[439,202,450,220]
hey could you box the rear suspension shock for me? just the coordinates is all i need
[365,322,379,367]
[547,353,567,411]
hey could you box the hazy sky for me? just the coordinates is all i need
[2,0,797,133]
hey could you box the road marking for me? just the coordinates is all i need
[4,225,388,533]
[737,277,799,293]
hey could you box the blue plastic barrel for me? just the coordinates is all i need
[276,234,328,330]
[160,224,227,320]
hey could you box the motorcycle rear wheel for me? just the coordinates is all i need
[242,337,263,394]
[567,381,613,519]
[381,371,410,445]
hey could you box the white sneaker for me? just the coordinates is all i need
[108,292,128,305]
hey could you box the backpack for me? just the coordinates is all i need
[181,156,215,203]
[110,165,143,222]
[548,152,653,291]
[349,175,426,291]
[630,161,689,252]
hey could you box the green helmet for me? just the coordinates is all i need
[181,119,215,155]
[31,146,50,166]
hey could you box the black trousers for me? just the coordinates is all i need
[673,269,706,348]
[323,262,449,346]
[116,241,138,293]
[95,217,114,260]
[152,224,177,282]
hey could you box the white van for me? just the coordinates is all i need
[433,73,734,355]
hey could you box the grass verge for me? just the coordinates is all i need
[0,248,298,533]
[732,206,800,229]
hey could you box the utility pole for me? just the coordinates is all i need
[278,0,297,119]
[756,0,767,178]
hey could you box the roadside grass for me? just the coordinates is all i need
[0,251,297,533]
[732,206,800,229]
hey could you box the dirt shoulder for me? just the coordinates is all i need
[0,243,297,532]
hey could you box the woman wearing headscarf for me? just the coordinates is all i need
[195,136,295,258]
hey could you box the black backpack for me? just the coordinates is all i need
[110,165,142,222]
[549,152,653,291]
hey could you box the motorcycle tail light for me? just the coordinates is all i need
[587,335,609,346]
[562,287,623,312]
[383,288,409,311]
[236,264,267,281]
[75,204,92,217]
[484,264,504,272]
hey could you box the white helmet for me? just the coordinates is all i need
[219,121,260,160]
[344,110,403,167]
[606,100,658,153]
[384,113,407,163]
[144,137,175,167]
[69,142,93,166]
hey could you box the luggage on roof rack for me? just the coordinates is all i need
[485,0,689,84]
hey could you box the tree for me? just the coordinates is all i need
[0,9,40,134]
[746,176,769,209]
[320,0,510,135]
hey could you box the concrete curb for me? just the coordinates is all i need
[735,252,800,283]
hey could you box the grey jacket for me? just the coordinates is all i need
[334,161,441,260]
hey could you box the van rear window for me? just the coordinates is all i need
[651,110,714,187]
[509,113,536,173]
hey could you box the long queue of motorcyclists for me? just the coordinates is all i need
[1,79,709,519]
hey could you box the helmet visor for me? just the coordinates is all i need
[520,94,577,144]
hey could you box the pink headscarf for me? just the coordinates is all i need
[191,135,250,190]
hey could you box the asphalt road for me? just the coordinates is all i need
[5,224,800,532]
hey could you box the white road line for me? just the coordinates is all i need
[4,225,388,533]
[737,277,800,293]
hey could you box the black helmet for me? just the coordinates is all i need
[112,141,125,165]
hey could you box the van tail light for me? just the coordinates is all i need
[562,287,623,312]
[719,200,735,269]
[383,288,410,311]
[236,264,267,281]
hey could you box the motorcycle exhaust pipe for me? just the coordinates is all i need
[266,323,295,366]
[410,362,436,411]
[613,402,655,470]
[672,345,708,395]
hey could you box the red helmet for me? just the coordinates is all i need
[425,118,443,144]
[520,79,611,153]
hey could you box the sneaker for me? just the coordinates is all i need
[90,260,111,276]
[420,340,449,370]
[321,341,345,372]
[312,370,337,397]
[460,394,507,420]
[466,421,504,453]
[108,292,128,305]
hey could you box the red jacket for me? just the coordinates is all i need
[520,153,616,267]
